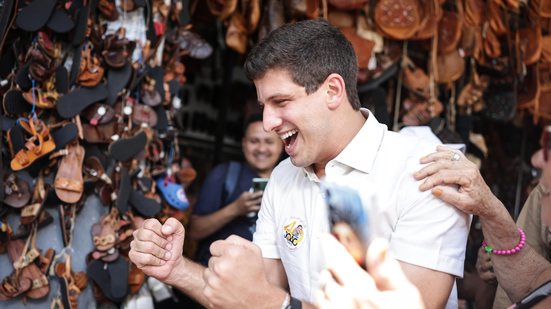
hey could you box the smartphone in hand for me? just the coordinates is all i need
[321,181,371,268]
[252,178,269,192]
[247,178,269,218]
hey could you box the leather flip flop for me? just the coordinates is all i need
[3,174,32,208]
[55,257,87,309]
[15,0,57,32]
[9,239,50,299]
[56,83,108,119]
[54,143,85,204]
[13,210,53,240]
[11,118,56,171]
[91,221,117,253]
[82,121,123,144]
[108,130,147,162]
[83,103,116,126]
[131,104,158,128]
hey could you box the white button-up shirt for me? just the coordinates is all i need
[254,109,469,308]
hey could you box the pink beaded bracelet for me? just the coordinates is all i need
[482,228,526,256]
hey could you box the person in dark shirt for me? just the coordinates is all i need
[187,113,283,265]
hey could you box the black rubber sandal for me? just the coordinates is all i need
[107,130,147,162]
[15,0,57,32]
[56,83,108,119]
[106,62,133,105]
[47,9,74,33]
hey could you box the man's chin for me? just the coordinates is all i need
[289,156,308,168]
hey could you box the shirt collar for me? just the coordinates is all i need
[302,108,385,180]
[334,108,385,174]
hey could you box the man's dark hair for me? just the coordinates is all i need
[244,19,361,110]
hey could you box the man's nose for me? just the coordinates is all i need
[263,106,282,132]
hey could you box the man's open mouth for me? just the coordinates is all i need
[280,129,298,147]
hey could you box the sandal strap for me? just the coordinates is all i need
[13,247,40,270]
[31,275,48,289]
[93,234,116,248]
[54,178,83,193]
[1,278,18,295]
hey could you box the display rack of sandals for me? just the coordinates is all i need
[0,0,205,307]
[0,0,550,308]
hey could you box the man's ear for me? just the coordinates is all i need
[324,74,345,109]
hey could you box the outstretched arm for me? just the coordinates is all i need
[129,218,213,306]
[414,146,551,302]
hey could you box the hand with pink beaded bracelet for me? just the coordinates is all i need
[481,228,527,256]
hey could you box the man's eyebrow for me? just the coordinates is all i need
[265,94,292,102]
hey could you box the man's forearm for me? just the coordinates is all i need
[188,204,238,240]
[164,257,212,307]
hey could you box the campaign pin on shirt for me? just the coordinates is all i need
[282,217,306,249]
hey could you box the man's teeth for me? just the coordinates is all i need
[280,130,297,140]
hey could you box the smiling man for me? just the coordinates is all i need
[128,19,469,309]
[187,113,284,267]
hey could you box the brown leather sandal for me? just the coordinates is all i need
[10,117,56,171]
[0,274,32,301]
[3,173,32,208]
[55,256,87,309]
[21,77,59,109]
[54,143,85,204]
[10,235,50,299]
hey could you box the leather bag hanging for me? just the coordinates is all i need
[437,0,463,55]
[464,0,484,26]
[340,27,375,69]
[328,0,369,10]
[488,1,507,35]
[529,63,551,122]
[411,0,442,40]
[374,0,422,40]
[519,26,542,65]
[540,35,551,64]
[435,50,465,84]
